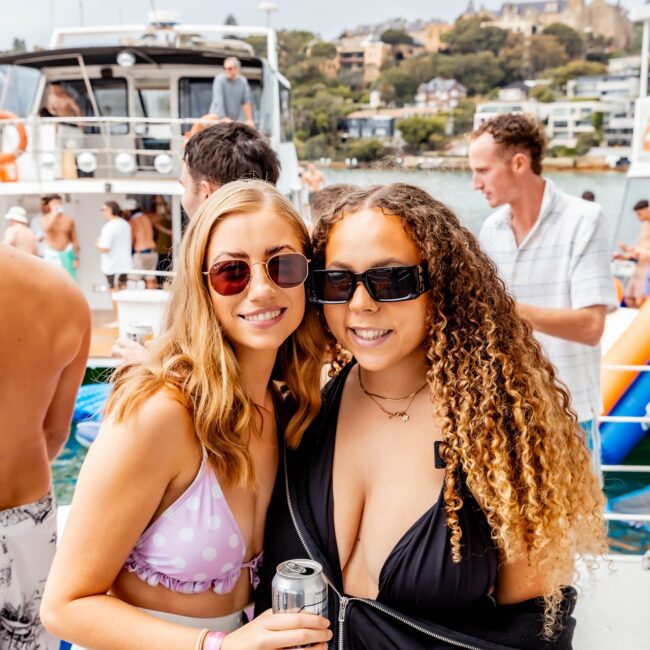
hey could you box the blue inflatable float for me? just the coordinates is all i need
[600,367,650,465]
[73,383,111,423]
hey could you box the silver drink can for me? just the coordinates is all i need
[272,560,328,627]
[125,322,154,345]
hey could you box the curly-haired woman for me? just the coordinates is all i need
[256,183,606,649]
[41,181,332,650]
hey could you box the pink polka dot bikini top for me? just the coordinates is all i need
[124,447,262,595]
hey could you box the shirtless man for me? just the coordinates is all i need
[0,243,90,650]
[615,199,650,307]
[41,194,80,280]
[3,206,38,255]
[45,82,82,118]
[302,162,325,198]
[125,199,159,289]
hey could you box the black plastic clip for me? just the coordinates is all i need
[434,441,446,469]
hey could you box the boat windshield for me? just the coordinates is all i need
[178,77,264,135]
[0,64,42,116]
[40,78,129,134]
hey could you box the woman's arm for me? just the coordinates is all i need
[41,391,204,649]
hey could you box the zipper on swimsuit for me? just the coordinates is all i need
[282,448,485,650]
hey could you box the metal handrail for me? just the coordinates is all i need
[605,513,650,522]
[596,359,650,526]
[602,364,650,372]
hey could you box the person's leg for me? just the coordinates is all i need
[134,252,159,289]
[0,491,59,650]
[104,274,119,328]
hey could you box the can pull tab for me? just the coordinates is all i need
[286,561,308,575]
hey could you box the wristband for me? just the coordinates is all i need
[195,629,210,650]
[203,631,227,650]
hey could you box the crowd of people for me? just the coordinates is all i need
[0,112,639,650]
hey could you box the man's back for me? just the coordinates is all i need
[3,223,39,255]
[131,212,156,251]
[0,244,90,509]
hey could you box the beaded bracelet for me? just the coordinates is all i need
[203,631,227,650]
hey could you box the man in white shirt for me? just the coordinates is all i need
[469,113,617,476]
[96,201,132,327]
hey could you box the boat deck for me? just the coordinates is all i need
[89,311,119,368]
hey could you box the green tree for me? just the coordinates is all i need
[575,131,600,155]
[529,34,569,74]
[530,85,556,103]
[437,51,505,96]
[591,111,604,140]
[628,24,643,54]
[544,60,608,89]
[441,16,508,55]
[380,29,414,45]
[285,60,327,86]
[451,98,476,134]
[401,56,437,86]
[310,40,337,58]
[397,115,447,149]
[277,30,317,68]
[346,138,386,162]
[498,31,527,82]
[542,23,584,59]
[301,134,330,160]
[244,35,267,57]
[377,67,419,106]
[224,14,238,26]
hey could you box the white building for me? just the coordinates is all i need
[567,76,639,100]
[546,100,604,148]
[473,100,547,129]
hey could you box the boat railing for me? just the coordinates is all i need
[599,361,650,526]
[1,114,236,184]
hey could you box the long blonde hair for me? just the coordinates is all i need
[312,183,606,635]
[106,180,325,485]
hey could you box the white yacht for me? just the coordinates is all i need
[0,12,301,319]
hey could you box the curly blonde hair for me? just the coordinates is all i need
[106,180,326,485]
[311,183,606,635]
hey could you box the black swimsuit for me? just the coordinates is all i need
[256,362,577,649]
[301,361,498,619]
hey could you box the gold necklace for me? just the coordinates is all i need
[357,367,427,423]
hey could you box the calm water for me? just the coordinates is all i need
[323,168,647,246]
[52,168,649,554]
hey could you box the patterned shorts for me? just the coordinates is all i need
[0,490,58,650]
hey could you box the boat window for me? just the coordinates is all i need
[178,76,262,135]
[279,81,294,143]
[137,88,171,119]
[0,65,41,116]
[41,78,128,134]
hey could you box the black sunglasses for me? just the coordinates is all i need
[204,252,309,296]
[309,263,430,304]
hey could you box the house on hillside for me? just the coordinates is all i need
[342,106,439,142]
[415,78,467,110]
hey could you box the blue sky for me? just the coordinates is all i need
[0,0,645,51]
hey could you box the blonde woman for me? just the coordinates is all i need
[42,181,331,650]
[257,184,606,648]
